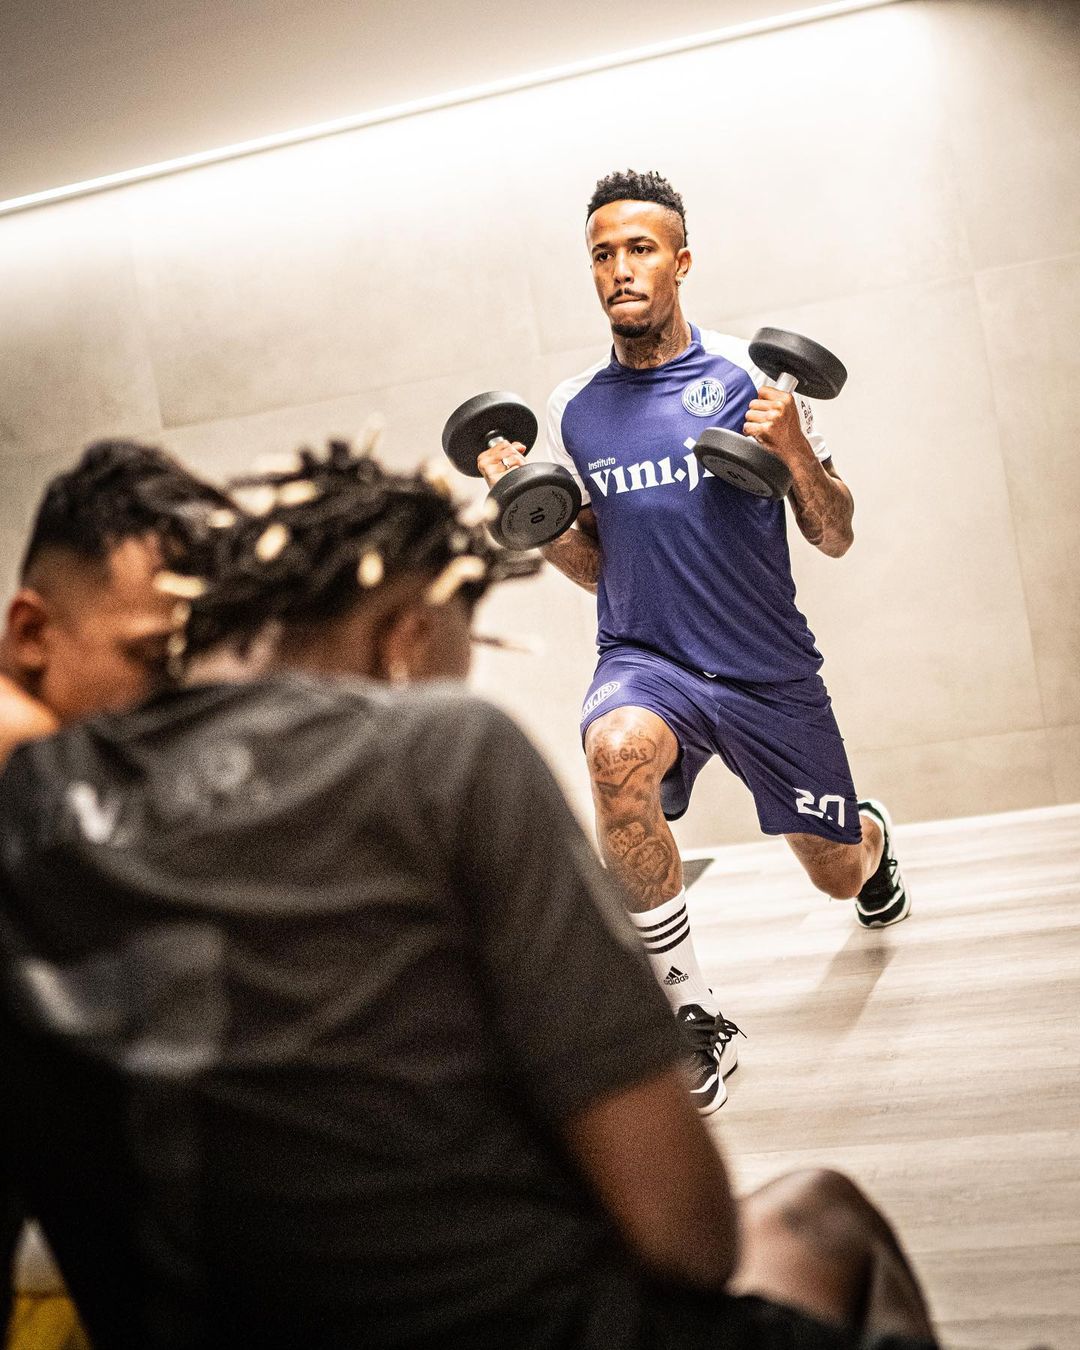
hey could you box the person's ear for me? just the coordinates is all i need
[675,247,692,287]
[5,589,51,678]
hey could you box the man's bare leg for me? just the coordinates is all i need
[785,815,883,903]
[585,706,739,1113]
[733,1169,936,1343]
[584,706,682,912]
[787,797,911,928]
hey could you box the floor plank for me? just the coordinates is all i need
[686,804,1080,1350]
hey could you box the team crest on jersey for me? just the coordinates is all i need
[582,681,620,719]
[682,377,726,417]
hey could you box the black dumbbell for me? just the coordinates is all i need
[693,329,848,500]
[442,391,582,550]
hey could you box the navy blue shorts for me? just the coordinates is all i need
[580,646,861,845]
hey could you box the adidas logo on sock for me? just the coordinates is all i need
[664,966,690,985]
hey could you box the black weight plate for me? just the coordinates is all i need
[489,463,581,549]
[442,391,538,477]
[748,327,847,401]
[694,427,791,500]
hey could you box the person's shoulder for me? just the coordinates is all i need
[390,684,520,744]
[278,673,492,729]
[132,674,504,752]
[547,352,611,415]
[266,670,388,719]
[375,688,537,810]
[696,326,763,381]
[212,670,397,734]
[0,676,58,770]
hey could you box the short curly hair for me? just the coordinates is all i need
[19,439,233,580]
[586,169,687,242]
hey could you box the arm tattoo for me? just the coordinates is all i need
[541,508,601,592]
[788,458,854,558]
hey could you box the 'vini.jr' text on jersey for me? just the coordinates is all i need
[545,325,831,683]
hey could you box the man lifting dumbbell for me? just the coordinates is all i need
[692,328,849,499]
[442,392,581,549]
[474,169,911,1115]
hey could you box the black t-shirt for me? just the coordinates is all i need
[0,675,681,1350]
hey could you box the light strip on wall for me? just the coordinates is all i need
[0,0,907,218]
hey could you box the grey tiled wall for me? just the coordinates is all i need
[1,0,1077,842]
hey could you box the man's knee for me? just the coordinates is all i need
[584,710,675,807]
[757,1168,873,1251]
[794,840,864,899]
[788,1167,869,1213]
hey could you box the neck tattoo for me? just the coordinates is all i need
[615,316,692,370]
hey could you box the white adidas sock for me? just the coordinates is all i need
[630,890,718,1014]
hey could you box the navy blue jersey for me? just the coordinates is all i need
[545,326,831,683]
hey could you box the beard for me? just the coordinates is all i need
[610,316,653,339]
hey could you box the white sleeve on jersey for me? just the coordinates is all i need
[539,358,608,506]
[697,328,831,463]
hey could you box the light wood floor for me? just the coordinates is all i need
[685,803,1080,1350]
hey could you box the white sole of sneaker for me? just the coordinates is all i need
[718,1039,739,1078]
[694,1045,738,1117]
[696,1075,728,1115]
[857,885,911,927]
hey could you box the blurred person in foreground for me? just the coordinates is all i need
[0,442,937,1350]
[0,440,235,1349]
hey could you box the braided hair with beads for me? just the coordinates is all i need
[162,439,538,666]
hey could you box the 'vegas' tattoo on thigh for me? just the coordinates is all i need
[591,732,658,795]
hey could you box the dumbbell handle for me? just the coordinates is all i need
[482,429,526,477]
[770,372,799,394]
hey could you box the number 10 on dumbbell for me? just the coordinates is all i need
[441,392,582,550]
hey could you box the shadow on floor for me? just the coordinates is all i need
[683,857,715,890]
[806,928,897,1034]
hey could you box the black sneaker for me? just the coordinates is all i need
[856,799,910,928]
[676,1004,744,1115]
